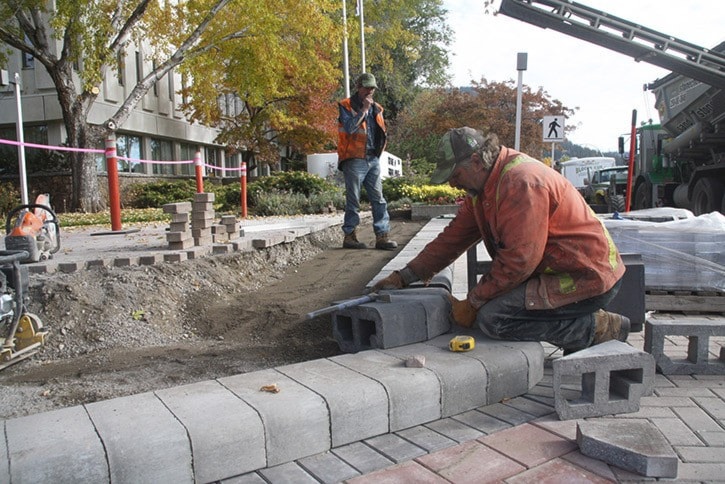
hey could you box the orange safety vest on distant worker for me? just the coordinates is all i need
[337,96,387,165]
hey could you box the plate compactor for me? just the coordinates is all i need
[0,194,59,370]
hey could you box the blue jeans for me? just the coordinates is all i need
[475,279,623,351]
[341,156,390,235]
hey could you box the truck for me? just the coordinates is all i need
[499,0,725,214]
[557,156,616,192]
[583,165,629,213]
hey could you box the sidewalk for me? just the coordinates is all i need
[4,214,725,483]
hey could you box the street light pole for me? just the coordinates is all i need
[514,53,527,151]
[342,0,350,97]
[359,0,366,73]
[13,72,29,205]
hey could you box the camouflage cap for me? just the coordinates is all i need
[430,127,485,184]
[357,72,378,88]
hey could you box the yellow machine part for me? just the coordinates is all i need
[0,313,47,370]
[449,335,475,352]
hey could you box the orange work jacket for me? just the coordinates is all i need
[407,146,625,310]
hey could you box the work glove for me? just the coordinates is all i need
[449,295,477,328]
[371,271,405,292]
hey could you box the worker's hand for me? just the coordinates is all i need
[449,295,477,328]
[371,271,405,292]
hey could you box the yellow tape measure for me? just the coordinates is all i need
[449,335,475,352]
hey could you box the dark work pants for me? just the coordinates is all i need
[475,279,622,351]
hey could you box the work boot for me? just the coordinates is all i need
[592,309,630,345]
[375,232,398,250]
[343,230,366,249]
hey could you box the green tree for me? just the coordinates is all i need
[390,78,577,162]
[343,0,452,122]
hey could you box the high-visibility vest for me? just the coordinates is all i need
[337,97,387,163]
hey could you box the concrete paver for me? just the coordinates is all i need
[2,214,724,482]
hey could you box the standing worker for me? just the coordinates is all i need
[337,73,397,250]
[373,127,630,354]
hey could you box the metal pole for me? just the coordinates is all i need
[625,109,637,212]
[342,0,350,97]
[14,73,28,205]
[514,53,527,151]
[551,142,555,163]
[359,0,366,73]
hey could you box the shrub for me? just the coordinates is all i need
[248,171,337,198]
[0,182,20,216]
[126,180,198,208]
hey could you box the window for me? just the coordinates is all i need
[206,147,222,177]
[117,50,125,86]
[179,143,198,176]
[167,68,175,100]
[150,138,174,175]
[152,60,158,96]
[0,125,62,174]
[135,51,142,83]
[21,36,34,69]
[95,134,143,173]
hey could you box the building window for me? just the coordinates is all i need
[21,51,34,69]
[150,138,174,175]
[0,125,52,173]
[117,50,125,86]
[206,147,222,177]
[168,68,175,100]
[152,60,158,96]
[179,143,198,176]
[95,134,143,173]
[135,51,142,83]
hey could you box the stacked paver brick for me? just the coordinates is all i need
[162,202,194,250]
[191,192,215,246]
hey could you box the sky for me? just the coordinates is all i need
[441,0,723,152]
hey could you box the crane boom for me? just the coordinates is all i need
[498,0,725,90]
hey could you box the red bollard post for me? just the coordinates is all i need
[105,134,122,231]
[194,151,204,193]
[240,162,247,218]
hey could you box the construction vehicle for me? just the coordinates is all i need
[499,0,725,214]
[583,166,629,213]
[0,250,47,370]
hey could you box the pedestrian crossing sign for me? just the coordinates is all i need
[543,115,565,142]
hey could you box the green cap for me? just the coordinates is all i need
[357,72,378,88]
[430,127,484,184]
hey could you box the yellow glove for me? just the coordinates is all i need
[371,271,405,292]
[449,295,477,328]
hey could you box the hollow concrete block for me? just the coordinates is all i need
[644,318,725,374]
[553,340,655,420]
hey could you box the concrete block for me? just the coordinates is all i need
[28,262,57,274]
[155,380,266,482]
[644,318,725,375]
[212,244,231,254]
[186,246,212,259]
[169,238,195,250]
[331,287,451,353]
[168,221,189,232]
[170,212,190,223]
[164,251,188,263]
[605,253,645,332]
[166,230,192,243]
[252,235,286,248]
[332,350,441,431]
[113,256,140,267]
[5,406,108,483]
[58,261,81,273]
[276,359,388,447]
[232,239,253,251]
[193,192,215,202]
[425,332,540,405]
[139,254,162,265]
[577,420,678,478]
[383,342,487,417]
[85,392,193,483]
[163,202,192,214]
[85,258,110,269]
[194,235,213,246]
[218,369,330,466]
[553,340,655,420]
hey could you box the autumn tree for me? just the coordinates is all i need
[181,0,341,172]
[390,78,577,162]
[0,0,339,211]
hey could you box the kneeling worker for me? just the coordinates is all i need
[373,127,629,354]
